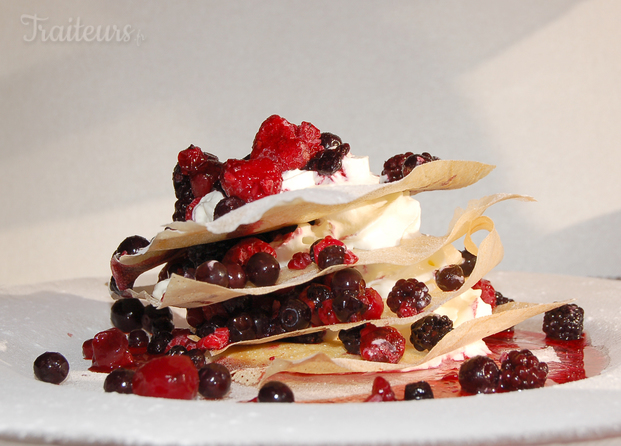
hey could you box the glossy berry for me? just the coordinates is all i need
[460,249,477,277]
[435,265,465,292]
[147,331,174,356]
[543,304,584,341]
[245,252,280,287]
[401,152,439,177]
[499,349,548,391]
[365,376,397,402]
[220,158,283,203]
[114,235,150,257]
[257,381,295,403]
[227,313,257,343]
[458,356,499,394]
[404,381,434,400]
[198,363,231,399]
[386,278,431,317]
[359,325,406,364]
[195,260,230,287]
[167,345,188,356]
[317,245,345,269]
[409,315,453,352]
[472,279,497,308]
[104,369,134,394]
[303,143,350,176]
[310,236,346,263]
[225,263,247,289]
[338,324,367,355]
[33,352,69,384]
[319,132,342,150]
[279,298,312,332]
[141,305,173,333]
[91,328,134,372]
[127,329,149,355]
[333,291,367,322]
[213,196,245,220]
[110,298,145,333]
[222,237,277,267]
[381,152,413,183]
[132,355,199,400]
[495,291,514,306]
[330,268,365,297]
[183,349,207,369]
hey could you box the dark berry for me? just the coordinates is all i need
[198,363,231,399]
[104,369,134,394]
[114,235,150,257]
[282,330,326,344]
[221,295,252,316]
[303,143,350,176]
[320,132,342,150]
[499,349,548,391]
[151,317,175,335]
[359,325,406,364]
[458,356,499,394]
[279,298,312,332]
[195,260,230,287]
[401,152,439,177]
[404,381,434,400]
[213,196,245,220]
[381,152,413,183]
[409,315,453,351]
[127,329,149,355]
[333,290,367,322]
[225,263,248,289]
[185,307,205,328]
[435,264,465,292]
[110,298,145,333]
[460,249,477,277]
[142,305,173,333]
[257,381,295,403]
[317,245,346,269]
[132,355,199,400]
[330,268,365,297]
[168,345,188,356]
[386,278,431,317]
[227,313,257,343]
[82,339,93,359]
[543,304,584,341]
[33,352,69,384]
[245,252,280,287]
[494,291,514,306]
[147,331,174,355]
[183,349,207,369]
[338,324,367,355]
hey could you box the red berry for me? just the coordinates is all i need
[220,158,283,203]
[91,328,134,372]
[288,252,312,270]
[185,196,203,221]
[132,355,199,400]
[82,339,93,359]
[365,376,397,402]
[317,299,339,325]
[358,287,384,321]
[165,329,198,353]
[359,325,405,364]
[197,327,230,351]
[472,279,497,308]
[310,236,345,262]
[251,115,323,171]
[222,237,277,267]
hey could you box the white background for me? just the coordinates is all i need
[1,0,620,287]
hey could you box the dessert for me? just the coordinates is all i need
[34,115,599,402]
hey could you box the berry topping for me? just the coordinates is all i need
[197,327,230,351]
[177,145,219,176]
[110,298,145,333]
[303,143,350,176]
[460,249,477,277]
[386,278,431,317]
[198,363,231,399]
[33,352,69,384]
[357,287,384,321]
[225,263,248,289]
[257,381,295,403]
[141,304,173,333]
[309,236,345,262]
[402,152,439,177]
[146,331,174,356]
[409,315,453,351]
[317,244,346,269]
[381,152,439,183]
[91,328,134,372]
[338,323,367,355]
[317,299,339,325]
[333,291,367,323]
[82,339,93,359]
[183,349,207,369]
[132,355,199,400]
[458,355,500,394]
[104,369,134,394]
[195,260,230,287]
[543,304,584,341]
[404,381,434,400]
[227,313,257,343]
[330,268,366,297]
[472,279,497,308]
[127,329,149,355]
[359,324,406,364]
[365,376,397,402]
[114,235,150,257]
[499,349,548,391]
[213,196,245,220]
[245,252,280,287]
[287,251,312,270]
[222,237,277,267]
[435,264,465,292]
[494,291,514,306]
[220,158,283,203]
[319,132,342,150]
[251,115,323,171]
[279,298,312,332]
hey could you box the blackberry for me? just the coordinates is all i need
[401,152,439,177]
[386,278,431,317]
[435,264,465,292]
[303,143,350,176]
[543,304,584,341]
[409,315,453,351]
[403,381,434,400]
[499,349,548,391]
[381,152,413,183]
[458,355,499,394]
[319,132,343,150]
[494,291,514,306]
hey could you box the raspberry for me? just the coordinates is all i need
[251,115,323,171]
[499,349,548,391]
[542,304,584,341]
[365,376,397,402]
[197,327,230,351]
[458,355,499,394]
[472,279,497,308]
[317,299,339,325]
[310,236,345,262]
[358,287,384,321]
[409,315,453,352]
[91,328,135,372]
[287,252,312,270]
[132,355,199,400]
[220,158,283,203]
[222,237,277,267]
[165,329,198,353]
[177,145,218,175]
[359,324,405,364]
[386,278,431,317]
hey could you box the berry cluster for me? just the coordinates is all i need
[381,152,440,183]
[365,376,434,402]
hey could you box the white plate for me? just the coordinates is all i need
[1,271,621,446]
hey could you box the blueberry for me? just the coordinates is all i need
[33,352,69,384]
